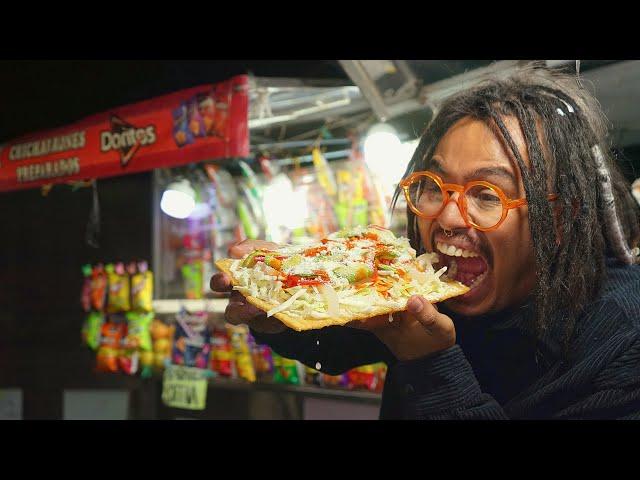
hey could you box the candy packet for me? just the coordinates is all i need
[90,264,108,311]
[131,261,153,312]
[209,327,236,378]
[171,309,211,369]
[96,316,126,373]
[226,324,256,383]
[106,263,131,313]
[81,311,104,351]
[272,353,304,385]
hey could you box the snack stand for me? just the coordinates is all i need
[0,73,416,419]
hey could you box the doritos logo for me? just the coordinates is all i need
[100,115,157,167]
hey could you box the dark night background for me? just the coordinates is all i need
[0,61,349,418]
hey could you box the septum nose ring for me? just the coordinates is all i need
[444,229,454,237]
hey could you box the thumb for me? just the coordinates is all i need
[406,295,448,333]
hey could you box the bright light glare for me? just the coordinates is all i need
[364,124,418,192]
[262,174,308,243]
[161,189,196,219]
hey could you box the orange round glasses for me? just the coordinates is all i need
[399,171,558,232]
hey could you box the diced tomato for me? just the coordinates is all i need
[254,256,265,263]
[364,232,379,241]
[303,246,328,257]
[284,272,328,288]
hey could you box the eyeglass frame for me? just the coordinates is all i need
[399,170,558,232]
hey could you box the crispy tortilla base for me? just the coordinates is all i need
[215,258,469,332]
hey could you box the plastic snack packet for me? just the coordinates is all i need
[90,264,108,312]
[81,264,93,312]
[322,372,349,388]
[96,317,126,373]
[272,352,304,385]
[106,263,131,313]
[347,364,378,391]
[250,340,273,379]
[120,311,153,376]
[131,261,153,312]
[81,311,104,351]
[209,327,236,378]
[181,262,203,300]
[171,310,211,369]
[150,319,174,373]
[226,324,256,382]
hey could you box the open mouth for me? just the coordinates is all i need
[435,241,489,290]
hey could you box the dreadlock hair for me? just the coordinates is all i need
[393,63,640,349]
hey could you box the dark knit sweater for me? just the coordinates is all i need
[252,259,640,419]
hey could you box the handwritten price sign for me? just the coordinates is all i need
[162,365,209,410]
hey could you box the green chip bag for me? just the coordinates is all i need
[272,352,303,385]
[82,311,104,351]
[124,311,153,352]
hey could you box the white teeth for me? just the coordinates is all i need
[468,271,487,290]
[436,242,479,258]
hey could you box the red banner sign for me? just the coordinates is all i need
[0,75,249,192]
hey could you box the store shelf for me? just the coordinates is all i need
[206,377,382,404]
[153,298,228,315]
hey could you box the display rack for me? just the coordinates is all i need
[152,298,227,315]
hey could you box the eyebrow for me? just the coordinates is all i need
[429,157,517,184]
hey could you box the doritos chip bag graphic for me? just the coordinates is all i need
[172,103,194,147]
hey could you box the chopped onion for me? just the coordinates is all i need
[267,288,306,317]
[319,283,340,317]
[405,265,428,283]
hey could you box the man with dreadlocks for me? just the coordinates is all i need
[211,64,640,419]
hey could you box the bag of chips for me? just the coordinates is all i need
[90,264,108,312]
[106,263,131,313]
[209,327,236,377]
[272,353,304,385]
[346,364,378,391]
[322,372,349,388]
[81,311,104,351]
[131,261,153,312]
[226,324,256,383]
[181,262,203,300]
[96,316,126,373]
[150,319,174,373]
[251,341,273,379]
[172,310,211,369]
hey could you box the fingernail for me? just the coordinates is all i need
[408,297,423,313]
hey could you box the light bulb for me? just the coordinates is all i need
[160,179,196,219]
[364,124,413,186]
